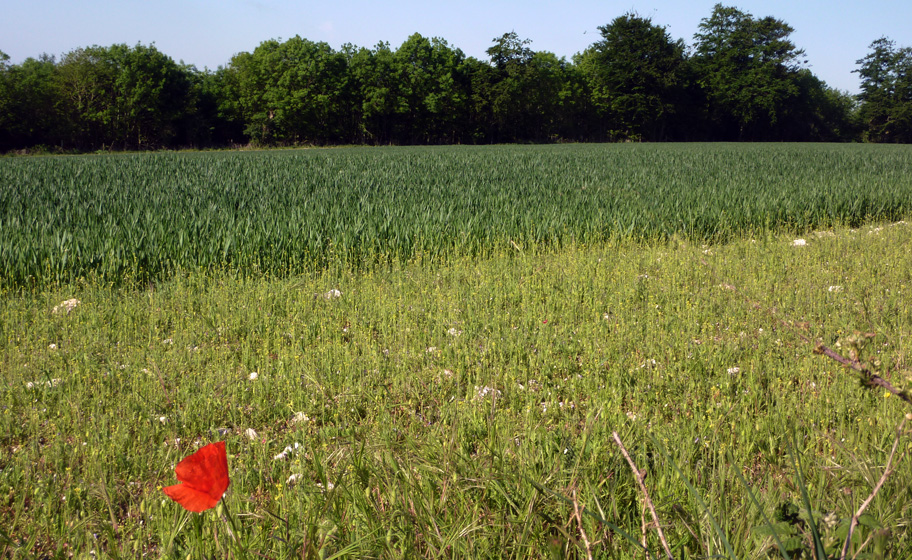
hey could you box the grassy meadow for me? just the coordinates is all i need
[2,144,912,558]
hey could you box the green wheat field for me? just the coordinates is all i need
[2,143,912,558]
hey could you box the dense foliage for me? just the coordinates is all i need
[2,4,909,151]
[2,143,911,287]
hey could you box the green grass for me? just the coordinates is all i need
[2,143,912,287]
[3,222,912,558]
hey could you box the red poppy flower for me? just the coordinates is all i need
[163,441,230,512]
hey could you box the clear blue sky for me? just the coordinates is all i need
[3,0,911,94]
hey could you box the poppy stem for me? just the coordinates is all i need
[219,496,242,547]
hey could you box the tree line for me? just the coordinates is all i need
[1,4,910,153]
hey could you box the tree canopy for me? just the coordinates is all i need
[0,5,905,152]
[855,37,912,143]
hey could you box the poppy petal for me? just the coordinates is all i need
[164,441,230,512]
[162,483,220,513]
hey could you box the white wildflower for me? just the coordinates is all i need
[162,338,173,345]
[286,473,302,485]
[274,442,301,461]
[248,371,258,381]
[316,481,335,492]
[425,346,437,353]
[792,239,807,246]
[245,428,259,440]
[828,285,843,293]
[447,327,462,337]
[26,378,61,389]
[290,412,310,425]
[158,416,168,424]
[52,299,80,314]
[323,289,342,300]
[727,366,740,375]
[48,343,57,350]
[473,385,501,401]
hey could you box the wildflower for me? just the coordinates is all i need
[290,412,310,425]
[52,299,80,314]
[447,327,462,337]
[26,378,61,389]
[162,441,229,513]
[162,338,174,345]
[248,371,258,381]
[473,385,502,401]
[727,367,740,375]
[828,285,843,293]
[48,343,57,350]
[274,442,301,461]
[792,239,807,246]
[323,289,342,300]
[244,428,258,440]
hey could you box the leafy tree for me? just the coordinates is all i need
[855,37,912,143]
[170,64,244,148]
[484,32,534,141]
[550,60,596,141]
[348,42,400,143]
[776,71,859,141]
[105,44,193,150]
[483,32,567,142]
[693,4,806,140]
[459,56,497,143]
[577,13,686,141]
[0,54,60,151]
[55,46,119,150]
[0,51,13,149]
[226,37,351,145]
[392,34,468,143]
